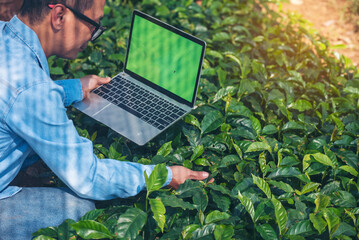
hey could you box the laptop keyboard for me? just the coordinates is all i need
[92,75,187,130]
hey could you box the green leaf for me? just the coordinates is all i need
[205,210,231,224]
[286,220,314,236]
[218,154,240,168]
[245,142,271,153]
[271,196,287,236]
[50,67,65,75]
[191,223,216,239]
[323,209,340,238]
[238,78,256,97]
[230,127,257,140]
[332,222,356,238]
[145,163,168,193]
[249,116,261,137]
[330,190,357,208]
[262,125,278,135]
[149,197,166,233]
[252,174,271,198]
[115,208,147,239]
[57,219,75,240]
[156,141,172,157]
[339,165,358,177]
[72,220,113,239]
[80,209,104,221]
[311,153,334,168]
[33,236,57,240]
[89,49,102,63]
[345,209,357,225]
[255,224,278,240]
[183,114,201,129]
[208,184,232,196]
[267,167,302,179]
[303,153,334,171]
[213,86,238,103]
[231,139,243,160]
[302,154,311,172]
[108,143,122,160]
[254,201,272,223]
[309,213,327,234]
[193,189,208,212]
[206,49,224,60]
[297,182,320,195]
[155,5,170,16]
[258,152,267,176]
[282,121,306,132]
[32,227,58,239]
[211,191,231,212]
[272,99,292,120]
[214,224,234,240]
[176,180,202,198]
[217,67,227,88]
[182,125,201,147]
[181,224,200,240]
[314,194,331,212]
[201,110,224,134]
[268,180,294,193]
[290,99,313,112]
[194,158,211,166]
[238,190,256,222]
[213,32,231,41]
[190,145,204,161]
[160,193,195,210]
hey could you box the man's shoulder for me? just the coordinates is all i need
[0,23,50,90]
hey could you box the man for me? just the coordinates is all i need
[0,0,210,239]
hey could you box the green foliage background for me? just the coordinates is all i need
[34,0,359,239]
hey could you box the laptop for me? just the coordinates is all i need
[73,10,206,145]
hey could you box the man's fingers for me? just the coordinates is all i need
[189,171,209,181]
[96,77,111,86]
[101,77,111,84]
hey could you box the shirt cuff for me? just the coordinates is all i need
[54,79,83,106]
[164,166,173,187]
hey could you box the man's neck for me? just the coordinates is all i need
[17,15,54,58]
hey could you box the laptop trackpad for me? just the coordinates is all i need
[93,104,161,145]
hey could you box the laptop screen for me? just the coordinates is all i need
[125,11,205,106]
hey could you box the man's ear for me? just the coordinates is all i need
[50,4,66,31]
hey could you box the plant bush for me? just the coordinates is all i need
[33,0,359,239]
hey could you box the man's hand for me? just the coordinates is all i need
[80,75,111,99]
[168,166,214,189]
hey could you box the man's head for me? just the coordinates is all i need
[19,0,106,59]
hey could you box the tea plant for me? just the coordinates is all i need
[33,0,359,239]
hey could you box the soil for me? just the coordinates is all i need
[279,0,359,67]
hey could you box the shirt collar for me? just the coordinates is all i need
[8,15,50,75]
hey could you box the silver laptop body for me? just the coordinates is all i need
[73,10,206,145]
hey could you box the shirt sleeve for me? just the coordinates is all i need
[5,81,172,200]
[54,79,83,107]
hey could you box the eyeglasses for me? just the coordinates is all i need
[48,4,106,42]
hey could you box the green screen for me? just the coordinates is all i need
[126,15,203,103]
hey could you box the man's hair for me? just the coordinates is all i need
[20,0,94,24]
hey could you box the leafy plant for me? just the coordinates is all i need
[34,0,359,239]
